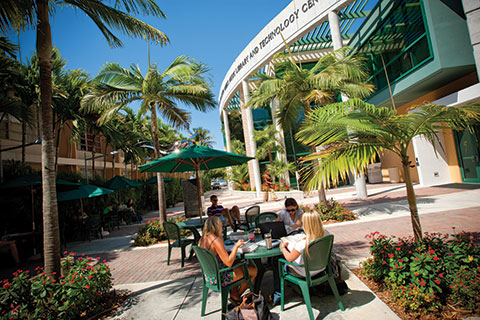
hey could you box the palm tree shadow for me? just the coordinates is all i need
[353,197,436,217]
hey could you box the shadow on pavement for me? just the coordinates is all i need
[353,197,436,217]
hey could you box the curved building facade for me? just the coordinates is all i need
[219,0,480,195]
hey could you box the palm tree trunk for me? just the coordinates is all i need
[150,104,167,223]
[37,0,61,276]
[402,159,422,241]
[311,146,327,204]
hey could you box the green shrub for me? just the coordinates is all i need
[300,199,356,222]
[0,253,112,319]
[133,215,187,246]
[362,231,480,313]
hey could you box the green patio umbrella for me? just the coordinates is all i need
[139,144,253,222]
[145,176,172,184]
[103,175,144,190]
[57,183,114,202]
[0,174,80,255]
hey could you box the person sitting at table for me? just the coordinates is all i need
[276,198,304,233]
[269,211,326,305]
[207,195,240,230]
[126,198,143,222]
[199,216,257,305]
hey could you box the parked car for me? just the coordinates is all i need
[212,182,221,190]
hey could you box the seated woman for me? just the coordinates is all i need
[126,198,142,222]
[199,216,257,304]
[269,211,326,305]
[276,198,304,233]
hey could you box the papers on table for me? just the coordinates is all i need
[281,233,306,244]
[237,242,258,253]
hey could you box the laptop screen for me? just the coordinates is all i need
[259,221,287,239]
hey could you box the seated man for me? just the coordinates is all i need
[207,195,240,230]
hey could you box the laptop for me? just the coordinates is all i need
[259,221,288,240]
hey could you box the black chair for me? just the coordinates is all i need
[86,215,103,241]
[237,205,260,231]
[255,212,278,228]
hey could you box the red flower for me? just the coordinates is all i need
[382,261,386,265]
[434,280,440,285]
[414,272,419,276]
[395,247,400,251]
[388,253,394,258]
[85,285,90,289]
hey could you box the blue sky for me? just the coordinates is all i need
[11,0,292,148]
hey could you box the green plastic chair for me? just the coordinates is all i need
[279,234,344,320]
[163,222,195,268]
[237,205,260,231]
[192,245,253,319]
[255,212,278,228]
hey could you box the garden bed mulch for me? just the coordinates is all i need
[351,268,480,320]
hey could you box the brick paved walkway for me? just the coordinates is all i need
[103,205,479,284]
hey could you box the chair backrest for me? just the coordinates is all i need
[255,212,278,228]
[87,215,102,229]
[163,222,181,242]
[303,234,333,283]
[245,205,260,226]
[192,245,221,291]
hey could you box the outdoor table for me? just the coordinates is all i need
[177,216,227,242]
[236,234,282,293]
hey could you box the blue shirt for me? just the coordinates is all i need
[207,205,224,217]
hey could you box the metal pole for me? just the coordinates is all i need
[84,153,88,184]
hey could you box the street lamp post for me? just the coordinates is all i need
[84,150,119,184]
[0,139,42,183]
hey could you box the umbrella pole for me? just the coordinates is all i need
[195,168,203,223]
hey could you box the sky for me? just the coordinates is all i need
[11,0,292,149]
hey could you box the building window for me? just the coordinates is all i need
[358,0,432,93]
[79,129,102,153]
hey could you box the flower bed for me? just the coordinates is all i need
[359,231,480,318]
[300,199,356,223]
[0,252,113,319]
[133,215,187,246]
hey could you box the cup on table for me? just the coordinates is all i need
[248,232,255,242]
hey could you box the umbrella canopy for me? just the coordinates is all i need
[145,176,172,184]
[139,145,254,173]
[103,175,144,190]
[140,145,253,221]
[57,183,114,202]
[0,174,80,189]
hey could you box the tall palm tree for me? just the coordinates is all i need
[248,48,374,203]
[192,127,215,147]
[296,99,480,241]
[0,0,168,276]
[254,124,284,164]
[82,57,216,222]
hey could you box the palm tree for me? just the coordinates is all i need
[266,159,295,187]
[192,127,215,147]
[248,48,374,203]
[0,0,168,276]
[296,99,480,241]
[83,57,216,223]
[254,124,284,164]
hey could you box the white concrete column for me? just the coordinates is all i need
[329,10,368,200]
[463,0,480,77]
[222,108,234,191]
[241,80,262,198]
[328,11,343,51]
[222,108,232,153]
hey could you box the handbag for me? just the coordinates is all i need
[224,292,273,320]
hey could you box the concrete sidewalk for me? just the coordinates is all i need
[63,182,479,320]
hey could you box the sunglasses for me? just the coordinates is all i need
[287,209,296,213]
